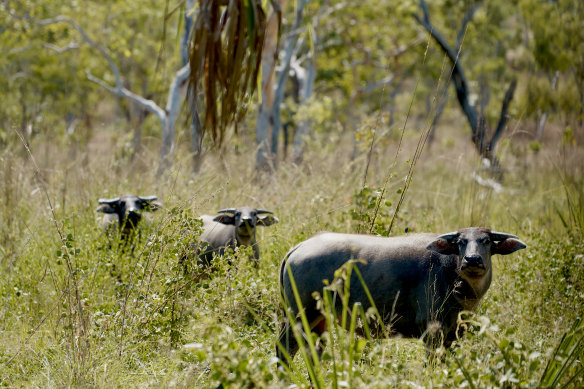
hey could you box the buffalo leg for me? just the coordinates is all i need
[277,314,327,368]
[277,317,299,367]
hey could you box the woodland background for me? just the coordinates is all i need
[0,0,583,387]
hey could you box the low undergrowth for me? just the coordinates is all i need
[0,128,582,388]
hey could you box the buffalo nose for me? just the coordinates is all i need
[463,254,483,267]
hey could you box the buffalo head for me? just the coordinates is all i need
[427,227,526,291]
[97,195,161,236]
[212,207,278,246]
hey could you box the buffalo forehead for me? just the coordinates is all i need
[457,227,491,239]
[238,207,257,217]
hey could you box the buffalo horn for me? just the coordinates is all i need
[217,208,237,214]
[256,209,273,214]
[436,232,459,241]
[139,195,158,201]
[98,197,120,204]
[490,231,519,241]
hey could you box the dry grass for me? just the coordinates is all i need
[0,114,582,387]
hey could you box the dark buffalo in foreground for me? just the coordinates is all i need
[96,195,161,240]
[197,207,278,266]
[277,227,526,365]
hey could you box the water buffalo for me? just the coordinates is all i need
[277,227,526,365]
[198,207,278,266]
[96,195,161,240]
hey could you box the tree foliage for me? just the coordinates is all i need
[1,0,582,164]
[188,0,267,145]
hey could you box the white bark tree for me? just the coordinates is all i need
[290,55,316,164]
[262,0,307,169]
[183,0,204,173]
[255,0,286,171]
[38,16,191,176]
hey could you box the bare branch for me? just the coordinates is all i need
[35,13,191,174]
[362,75,395,95]
[472,170,503,193]
[162,63,191,155]
[86,70,166,123]
[414,10,478,133]
[270,0,307,156]
[456,3,482,51]
[419,0,431,24]
[37,16,123,88]
[415,0,480,131]
[415,0,516,179]
[489,79,517,152]
[38,15,169,122]
[43,40,80,54]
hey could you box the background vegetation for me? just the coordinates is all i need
[1,0,583,387]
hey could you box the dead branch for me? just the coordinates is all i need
[43,40,80,54]
[37,15,190,174]
[415,0,517,177]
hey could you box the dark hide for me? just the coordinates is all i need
[96,194,161,240]
[277,227,526,366]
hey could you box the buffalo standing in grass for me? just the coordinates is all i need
[277,227,526,365]
[197,207,279,266]
[97,195,161,242]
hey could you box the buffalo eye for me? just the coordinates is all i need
[479,237,491,244]
[457,238,467,245]
[235,212,241,218]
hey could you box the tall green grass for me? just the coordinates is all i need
[0,122,582,387]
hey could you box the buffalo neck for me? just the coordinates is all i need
[437,253,492,311]
[453,270,492,311]
[236,230,255,246]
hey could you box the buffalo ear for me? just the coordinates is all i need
[427,238,458,255]
[258,214,279,226]
[214,214,236,225]
[142,200,162,212]
[492,238,526,255]
[96,203,117,214]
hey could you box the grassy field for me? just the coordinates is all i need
[0,116,582,387]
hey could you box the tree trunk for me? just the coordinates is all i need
[415,0,516,177]
[270,0,306,165]
[292,60,316,164]
[159,64,191,175]
[255,0,285,171]
[184,0,203,174]
[190,109,203,173]
[537,71,559,140]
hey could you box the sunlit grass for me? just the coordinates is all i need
[0,121,582,387]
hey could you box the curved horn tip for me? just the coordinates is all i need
[490,231,519,240]
[139,195,158,201]
[98,197,120,204]
[437,231,459,240]
[256,209,273,214]
[217,208,237,214]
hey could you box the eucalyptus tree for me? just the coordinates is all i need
[414,0,522,179]
[3,0,185,169]
[1,1,96,146]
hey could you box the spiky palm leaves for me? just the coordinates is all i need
[188,0,267,145]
